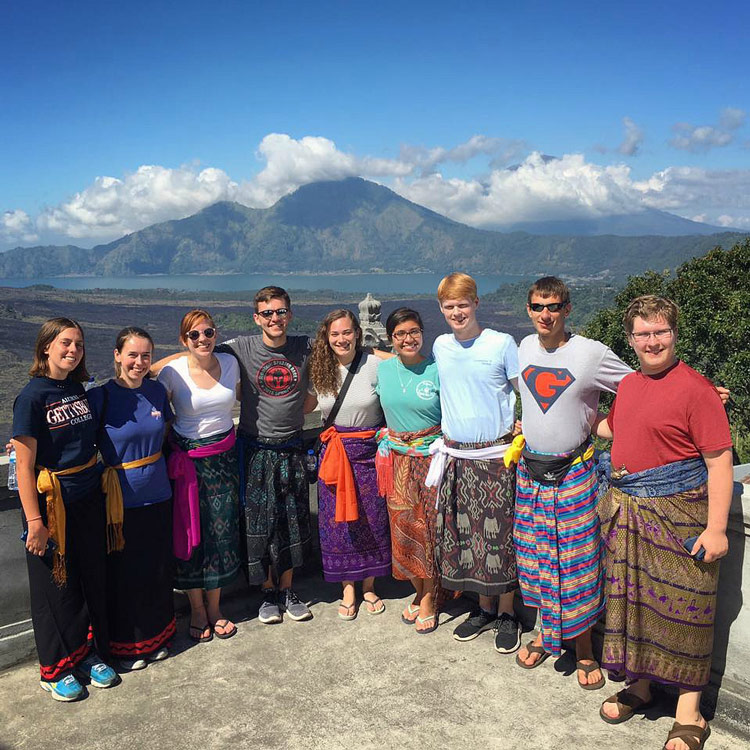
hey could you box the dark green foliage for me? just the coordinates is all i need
[584,241,750,461]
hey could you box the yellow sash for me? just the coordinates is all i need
[503,436,595,468]
[36,454,98,586]
[101,450,163,553]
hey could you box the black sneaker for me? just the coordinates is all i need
[258,588,282,624]
[452,608,496,641]
[493,612,522,654]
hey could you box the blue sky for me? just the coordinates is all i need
[2,0,748,248]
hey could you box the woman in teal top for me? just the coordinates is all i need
[375,308,441,634]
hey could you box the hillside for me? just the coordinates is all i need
[1,178,746,279]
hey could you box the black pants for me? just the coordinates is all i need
[26,492,110,681]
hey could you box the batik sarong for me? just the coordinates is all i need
[515,451,604,655]
[108,500,176,658]
[435,438,517,596]
[173,429,240,590]
[318,425,392,582]
[598,457,718,689]
[240,432,311,585]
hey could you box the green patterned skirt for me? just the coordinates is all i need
[173,430,241,591]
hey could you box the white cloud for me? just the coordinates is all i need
[3,132,750,249]
[1,209,38,245]
[669,107,746,153]
[617,117,644,156]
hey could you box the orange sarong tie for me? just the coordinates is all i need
[36,454,98,586]
[318,426,377,523]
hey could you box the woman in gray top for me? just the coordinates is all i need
[310,310,392,620]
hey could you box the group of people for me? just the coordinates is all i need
[12,276,732,750]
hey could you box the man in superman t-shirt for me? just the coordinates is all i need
[513,276,631,691]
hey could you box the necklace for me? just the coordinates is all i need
[396,359,416,394]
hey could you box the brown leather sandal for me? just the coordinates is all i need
[515,640,551,669]
[576,659,605,690]
[599,688,652,724]
[662,721,711,750]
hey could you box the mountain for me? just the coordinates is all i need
[0,178,746,279]
[498,208,732,237]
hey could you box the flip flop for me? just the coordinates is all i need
[338,602,358,621]
[515,640,551,669]
[599,688,653,724]
[415,614,438,634]
[401,603,420,625]
[209,618,237,640]
[188,623,213,643]
[362,595,386,615]
[576,659,605,690]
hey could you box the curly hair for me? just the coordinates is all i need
[309,309,363,396]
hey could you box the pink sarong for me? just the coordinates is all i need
[168,429,236,560]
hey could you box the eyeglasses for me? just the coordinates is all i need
[257,307,289,319]
[529,302,568,313]
[391,328,423,342]
[629,328,673,342]
[186,328,215,341]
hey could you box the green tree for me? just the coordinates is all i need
[584,240,750,461]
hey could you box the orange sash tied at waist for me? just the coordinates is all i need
[36,454,98,586]
[318,426,377,523]
[101,450,163,554]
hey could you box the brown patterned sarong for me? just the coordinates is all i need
[435,438,518,596]
[387,451,438,581]
[598,483,718,689]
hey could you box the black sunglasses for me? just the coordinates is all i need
[529,302,568,313]
[186,328,215,341]
[257,307,289,319]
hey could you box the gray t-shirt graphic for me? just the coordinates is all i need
[519,333,632,454]
[216,335,312,440]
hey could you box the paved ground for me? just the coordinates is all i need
[0,572,746,750]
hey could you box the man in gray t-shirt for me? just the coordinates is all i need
[514,276,631,692]
[216,287,316,625]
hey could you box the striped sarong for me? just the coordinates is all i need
[514,453,603,655]
[598,458,717,689]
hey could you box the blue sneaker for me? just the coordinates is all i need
[40,674,84,702]
[76,655,119,688]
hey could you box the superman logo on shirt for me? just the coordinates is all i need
[522,365,576,413]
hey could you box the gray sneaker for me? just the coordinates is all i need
[258,588,282,624]
[279,588,312,622]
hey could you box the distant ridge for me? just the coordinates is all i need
[1,177,746,279]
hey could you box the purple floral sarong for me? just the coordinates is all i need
[317,425,392,582]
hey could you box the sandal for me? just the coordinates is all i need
[209,618,237,640]
[576,659,605,690]
[415,614,438,634]
[338,602,358,621]
[515,640,551,669]
[188,623,213,643]
[362,595,386,615]
[662,721,710,750]
[599,688,653,724]
[401,603,420,625]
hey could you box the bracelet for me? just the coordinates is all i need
[25,515,42,522]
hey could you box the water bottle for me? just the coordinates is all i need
[304,449,318,483]
[84,376,96,391]
[7,448,18,491]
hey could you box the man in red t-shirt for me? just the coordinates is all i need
[593,295,732,750]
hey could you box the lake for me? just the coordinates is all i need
[1,272,528,295]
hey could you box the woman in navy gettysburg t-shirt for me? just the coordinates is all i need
[12,317,118,701]
[88,327,175,672]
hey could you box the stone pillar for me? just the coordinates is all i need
[358,292,390,350]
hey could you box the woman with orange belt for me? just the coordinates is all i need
[89,327,175,670]
[12,318,118,701]
[310,310,391,620]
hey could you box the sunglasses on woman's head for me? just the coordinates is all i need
[186,328,215,341]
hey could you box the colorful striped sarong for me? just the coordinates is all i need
[598,458,718,689]
[514,452,603,655]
